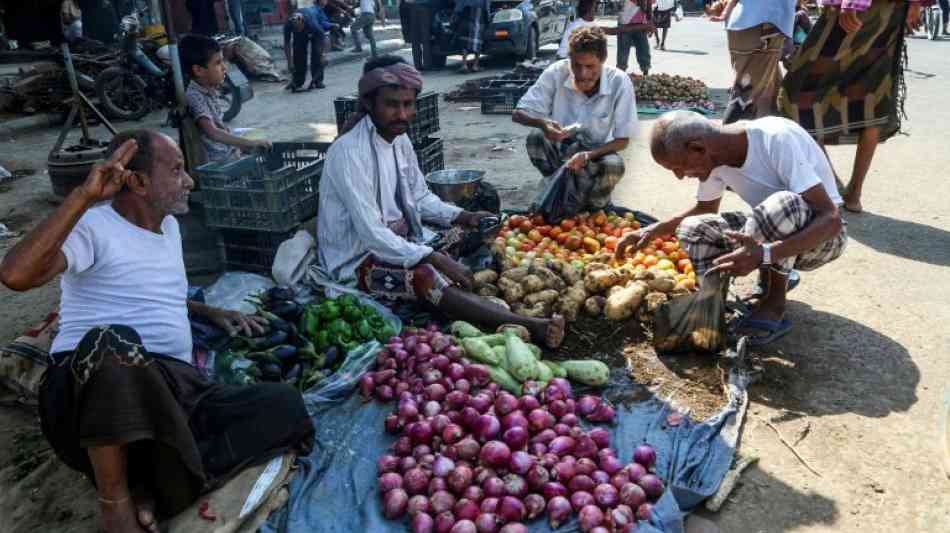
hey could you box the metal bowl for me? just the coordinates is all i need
[425,169,485,204]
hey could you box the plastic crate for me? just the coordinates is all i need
[480,79,533,115]
[218,228,297,274]
[196,142,329,232]
[334,92,440,145]
[415,137,444,176]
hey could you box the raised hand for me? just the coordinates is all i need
[80,139,137,203]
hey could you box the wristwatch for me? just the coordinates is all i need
[761,243,774,266]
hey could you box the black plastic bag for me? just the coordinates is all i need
[531,165,585,224]
[653,272,730,355]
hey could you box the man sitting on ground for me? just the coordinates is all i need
[318,55,566,347]
[181,34,271,163]
[0,130,314,533]
[615,111,848,345]
[513,26,639,212]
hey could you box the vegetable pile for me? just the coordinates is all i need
[581,262,693,322]
[299,293,399,354]
[365,325,666,532]
[630,73,714,112]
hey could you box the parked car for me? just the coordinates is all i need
[418,0,573,68]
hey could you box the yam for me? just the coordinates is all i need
[524,289,559,306]
[607,284,626,298]
[647,277,676,293]
[559,263,582,286]
[503,284,525,304]
[633,269,655,282]
[584,269,624,293]
[644,291,669,314]
[532,266,566,291]
[545,259,566,273]
[515,302,549,318]
[584,295,606,316]
[564,284,587,304]
[583,262,609,276]
[557,298,581,322]
[522,274,545,294]
[474,270,499,286]
[501,267,530,282]
[604,281,648,321]
[476,285,500,298]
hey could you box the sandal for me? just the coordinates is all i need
[732,317,792,346]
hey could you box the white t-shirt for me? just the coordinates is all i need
[697,117,843,208]
[359,0,375,15]
[558,18,597,58]
[51,204,193,362]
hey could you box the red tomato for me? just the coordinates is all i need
[519,220,534,232]
[560,219,576,231]
[520,242,535,252]
[509,215,525,227]
[549,227,563,238]
[556,233,570,245]
[537,225,552,236]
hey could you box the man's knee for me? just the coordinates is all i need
[410,264,448,305]
[675,213,722,244]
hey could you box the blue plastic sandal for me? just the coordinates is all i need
[736,318,792,346]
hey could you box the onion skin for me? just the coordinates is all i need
[524,493,545,520]
[474,513,499,533]
[624,462,647,483]
[479,441,511,469]
[451,520,477,533]
[479,497,500,514]
[574,458,597,476]
[591,470,610,485]
[443,424,465,445]
[383,488,410,519]
[588,427,610,449]
[455,437,481,462]
[508,451,534,476]
[577,395,600,417]
[462,485,484,503]
[542,481,568,500]
[528,443,548,456]
[518,395,541,412]
[453,499,480,522]
[494,393,519,417]
[412,512,435,533]
[578,505,605,532]
[379,472,403,493]
[429,477,448,496]
[574,436,598,459]
[447,466,475,495]
[637,502,654,521]
[405,467,432,495]
[503,473,529,499]
[400,455,418,473]
[475,415,502,442]
[546,495,572,528]
[568,474,595,493]
[593,483,619,507]
[548,436,576,456]
[435,511,456,533]
[560,413,579,427]
[465,365,491,386]
[502,427,529,451]
[432,456,456,478]
[637,473,664,499]
[482,477,506,498]
[609,504,635,530]
[552,461,576,482]
[501,412,529,432]
[408,495,432,517]
[633,444,658,468]
[525,464,550,491]
[619,483,647,508]
[600,455,624,476]
[570,490,595,512]
[611,471,631,490]
[430,490,457,515]
[498,496,526,523]
[528,409,556,432]
[378,454,400,474]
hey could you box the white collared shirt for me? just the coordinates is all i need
[317,116,463,287]
[516,59,639,146]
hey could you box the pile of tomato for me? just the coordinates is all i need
[495,211,697,289]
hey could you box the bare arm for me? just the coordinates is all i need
[196,117,271,151]
[0,140,138,291]
[615,198,722,259]
[707,0,737,22]
[512,109,569,143]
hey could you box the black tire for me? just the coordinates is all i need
[519,25,538,61]
[221,75,242,123]
[94,66,150,121]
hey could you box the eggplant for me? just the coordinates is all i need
[242,329,288,350]
[323,345,341,368]
[263,313,291,333]
[271,344,299,363]
[284,363,302,384]
[258,362,283,381]
[266,286,295,303]
[270,300,303,322]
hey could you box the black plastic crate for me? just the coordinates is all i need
[415,137,444,176]
[334,92,440,145]
[480,79,533,115]
[195,142,329,232]
[218,228,297,274]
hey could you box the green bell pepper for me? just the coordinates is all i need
[338,293,358,309]
[343,305,363,322]
[356,319,373,341]
[318,301,341,322]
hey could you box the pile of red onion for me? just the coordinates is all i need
[363,325,664,533]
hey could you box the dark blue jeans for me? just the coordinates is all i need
[617,30,651,73]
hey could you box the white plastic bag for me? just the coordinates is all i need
[272,229,316,288]
[204,272,275,314]
[675,4,684,21]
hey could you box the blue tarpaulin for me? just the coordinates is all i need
[262,346,748,533]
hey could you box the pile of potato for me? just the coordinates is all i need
[474,258,587,320]
[631,73,713,110]
[582,263,688,322]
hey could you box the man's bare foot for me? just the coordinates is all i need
[842,191,863,213]
[100,499,150,533]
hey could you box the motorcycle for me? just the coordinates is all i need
[94,12,252,122]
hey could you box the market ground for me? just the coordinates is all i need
[1,16,949,533]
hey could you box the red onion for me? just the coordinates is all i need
[454,378,471,394]
[637,473,664,499]
[636,502,654,521]
[578,505,604,532]
[548,400,569,418]
[396,349,411,362]
[585,427,608,449]
[479,497,499,513]
[498,496,525,523]
[508,451,534,476]
[531,429,558,446]
[570,490,594,512]
[425,384,447,403]
[447,465,474,494]
[412,511,435,533]
[405,468,432,495]
[482,477,505,498]
[619,482,647,508]
[542,481,568,500]
[474,513,499,533]
[587,402,615,423]
[552,461,575,482]
[575,458,597,476]
[609,504,635,530]
[561,455,577,465]
[455,437,481,461]
[611,471,630,490]
[423,370,442,385]
[528,443,548,456]
[461,407,482,430]
[543,384,565,403]
[568,474,595,493]
[435,511,456,533]
[462,485,483,503]
[378,454,400,474]
[423,401,443,417]
[432,456,456,478]
[414,445,433,460]
[498,524,527,533]
[445,345,463,359]
[432,354,451,371]
[633,444,657,468]
[450,519,476,533]
[577,395,599,417]
[475,415,501,441]
[540,453,560,469]
[429,477,448,496]
[447,364,466,381]
[430,334,451,353]
[593,483,619,507]
[379,472,403,493]
[432,414,451,434]
[479,441,511,469]
[597,448,616,463]
[359,374,375,399]
[384,488,409,519]
[600,454,623,475]
[502,427,529,451]
[523,493,545,520]
[453,499,479,522]
[401,457,419,473]
[624,462,647,483]
[409,494,432,516]
[474,467,496,485]
[430,490,457,515]
[574,436,597,459]
[376,385,395,402]
[564,398,576,413]
[590,528,609,533]
[405,336,418,351]
[518,395,541,412]
[494,393,519,417]
[442,424,464,445]
[550,377,573,399]
[548,436,575,456]
[525,464,550,491]
[409,421,434,445]
[501,412,529,432]
[591,470,610,485]
[464,365,491,386]
[553,423,572,436]
[503,474,528,498]
[528,409,556,432]
[415,343,433,359]
[546,496,572,528]
[560,413,579,427]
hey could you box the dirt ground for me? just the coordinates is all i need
[2,16,950,533]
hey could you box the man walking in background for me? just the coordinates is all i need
[351,0,380,55]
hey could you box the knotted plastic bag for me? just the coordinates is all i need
[531,164,585,224]
[653,272,729,354]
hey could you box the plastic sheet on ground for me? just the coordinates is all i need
[262,362,748,533]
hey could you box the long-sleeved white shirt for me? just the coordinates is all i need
[317,115,463,287]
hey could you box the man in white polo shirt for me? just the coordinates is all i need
[513,26,639,211]
[616,111,847,345]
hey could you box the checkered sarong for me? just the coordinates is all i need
[526,130,625,210]
[675,191,848,276]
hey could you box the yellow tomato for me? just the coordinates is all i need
[657,259,676,271]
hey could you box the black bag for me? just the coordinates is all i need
[531,165,585,224]
[653,272,729,355]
